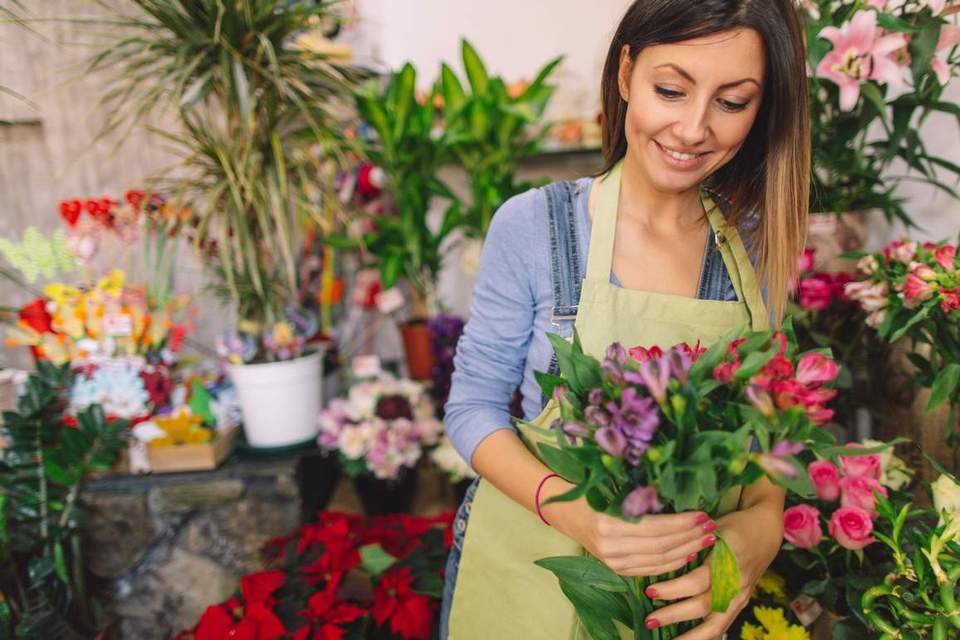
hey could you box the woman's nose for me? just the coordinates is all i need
[672,102,710,147]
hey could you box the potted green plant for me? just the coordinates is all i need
[0,362,128,637]
[335,63,459,379]
[439,39,561,239]
[801,1,960,260]
[87,0,365,447]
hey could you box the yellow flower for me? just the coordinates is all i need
[43,283,81,307]
[151,407,211,446]
[96,268,126,298]
[755,571,788,602]
[750,606,810,640]
[741,622,765,640]
[272,321,295,347]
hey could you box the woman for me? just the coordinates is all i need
[441,1,809,638]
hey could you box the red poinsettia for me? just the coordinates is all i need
[291,582,366,640]
[371,566,434,640]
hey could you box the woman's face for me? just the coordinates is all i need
[618,28,766,195]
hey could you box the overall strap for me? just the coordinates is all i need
[542,180,582,408]
[703,197,769,331]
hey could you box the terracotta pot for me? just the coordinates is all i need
[400,321,435,381]
[352,467,418,516]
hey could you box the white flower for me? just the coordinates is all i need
[862,439,913,490]
[858,254,879,275]
[932,474,960,527]
[415,418,444,446]
[430,437,477,482]
[337,423,372,460]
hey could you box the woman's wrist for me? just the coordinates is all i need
[538,476,582,535]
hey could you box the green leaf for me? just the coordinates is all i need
[534,556,628,592]
[53,542,69,585]
[189,379,215,425]
[440,63,467,119]
[359,543,397,577]
[928,364,960,411]
[392,63,417,143]
[710,536,741,613]
[537,444,586,483]
[558,581,625,639]
[889,304,930,342]
[461,39,489,95]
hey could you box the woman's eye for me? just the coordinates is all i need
[718,99,749,112]
[654,86,683,99]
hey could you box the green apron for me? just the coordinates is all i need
[447,162,769,639]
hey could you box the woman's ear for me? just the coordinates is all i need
[618,44,632,102]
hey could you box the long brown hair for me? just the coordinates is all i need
[598,0,810,324]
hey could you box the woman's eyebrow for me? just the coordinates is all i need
[654,63,761,90]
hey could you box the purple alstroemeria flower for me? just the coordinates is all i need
[622,485,663,518]
[561,421,590,438]
[746,384,775,417]
[755,440,806,479]
[588,388,605,407]
[606,387,660,465]
[625,357,671,405]
[585,405,610,428]
[667,346,694,384]
[596,426,627,457]
[601,343,628,383]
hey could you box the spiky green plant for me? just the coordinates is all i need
[85,0,366,354]
[0,362,128,637]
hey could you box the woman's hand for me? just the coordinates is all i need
[541,477,718,577]
[642,479,785,640]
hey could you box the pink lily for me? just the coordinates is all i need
[932,25,960,85]
[816,10,909,111]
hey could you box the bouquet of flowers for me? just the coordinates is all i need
[317,376,443,480]
[528,326,842,638]
[800,0,960,225]
[176,511,454,640]
[845,239,960,451]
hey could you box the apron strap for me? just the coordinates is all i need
[585,162,622,283]
[703,197,769,331]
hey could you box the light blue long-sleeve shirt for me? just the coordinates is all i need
[443,177,742,467]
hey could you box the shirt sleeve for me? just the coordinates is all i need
[444,190,540,468]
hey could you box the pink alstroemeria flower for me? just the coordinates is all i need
[934,245,957,270]
[932,25,960,85]
[901,273,935,308]
[816,10,909,111]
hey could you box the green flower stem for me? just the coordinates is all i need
[863,584,902,636]
[937,565,960,630]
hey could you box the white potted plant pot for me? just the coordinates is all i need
[227,349,323,448]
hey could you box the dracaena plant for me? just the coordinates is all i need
[335,63,459,316]
[0,362,128,638]
[438,39,561,238]
[801,0,960,226]
[85,0,365,360]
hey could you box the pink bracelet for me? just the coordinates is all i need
[535,473,561,526]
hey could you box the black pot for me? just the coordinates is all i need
[295,451,342,523]
[352,467,418,516]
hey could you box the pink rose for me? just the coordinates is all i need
[829,506,875,550]
[808,460,841,501]
[783,504,823,548]
[840,475,888,516]
[796,353,839,387]
[839,446,882,481]
[799,274,834,310]
[935,245,956,270]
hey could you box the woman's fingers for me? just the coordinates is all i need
[604,511,712,538]
[644,589,711,628]
[599,522,714,559]
[605,533,716,573]
[672,612,738,640]
[646,563,711,600]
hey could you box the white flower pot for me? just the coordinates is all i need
[227,350,323,448]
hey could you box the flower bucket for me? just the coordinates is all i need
[399,321,434,381]
[807,211,867,272]
[227,350,323,448]
[352,466,418,516]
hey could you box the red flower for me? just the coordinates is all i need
[19,298,53,334]
[169,324,187,352]
[193,597,270,640]
[713,358,740,383]
[293,583,366,640]
[372,566,435,640]
[59,199,82,226]
[941,288,960,314]
[140,366,173,408]
[761,354,794,380]
[627,345,663,362]
[798,273,834,310]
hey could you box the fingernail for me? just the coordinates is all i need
[686,553,697,563]
[703,521,717,533]
[695,513,710,525]
[702,534,716,548]
[646,618,661,630]
[645,586,659,598]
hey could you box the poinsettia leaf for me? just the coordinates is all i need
[710,536,741,613]
[534,556,628,592]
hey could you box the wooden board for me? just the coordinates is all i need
[142,426,238,474]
